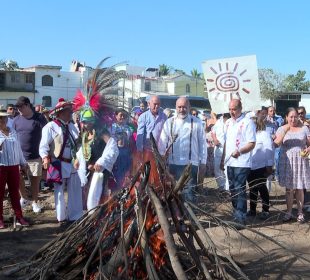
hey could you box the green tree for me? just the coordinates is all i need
[159,64,171,76]
[174,69,186,75]
[190,68,202,79]
[258,68,285,103]
[0,59,19,70]
[283,70,310,91]
[0,59,6,69]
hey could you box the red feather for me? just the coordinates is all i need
[73,89,86,111]
[89,92,101,112]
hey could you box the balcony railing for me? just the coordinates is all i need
[0,85,35,92]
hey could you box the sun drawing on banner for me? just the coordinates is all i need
[206,62,251,101]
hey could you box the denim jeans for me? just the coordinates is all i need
[227,166,250,215]
[169,164,198,201]
[274,147,281,178]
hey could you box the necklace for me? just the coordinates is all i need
[82,129,96,161]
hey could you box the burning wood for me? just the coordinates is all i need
[4,135,249,280]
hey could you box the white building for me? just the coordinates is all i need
[0,61,93,108]
[24,62,92,108]
[1,62,205,110]
[115,65,206,109]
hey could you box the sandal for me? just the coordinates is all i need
[297,213,305,223]
[282,213,292,222]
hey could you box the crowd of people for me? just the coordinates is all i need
[209,101,310,224]
[0,94,309,229]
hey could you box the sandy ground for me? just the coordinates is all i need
[0,179,310,279]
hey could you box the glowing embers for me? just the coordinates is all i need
[149,229,167,269]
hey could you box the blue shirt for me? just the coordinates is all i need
[265,120,278,137]
[265,115,283,137]
[110,122,133,149]
[275,115,284,127]
[136,109,167,151]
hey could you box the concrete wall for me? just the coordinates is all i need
[166,82,175,94]
[0,91,35,107]
[300,94,310,113]
[174,80,205,97]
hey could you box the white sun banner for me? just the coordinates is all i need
[202,55,261,114]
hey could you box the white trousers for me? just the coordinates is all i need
[54,173,83,222]
[87,172,104,211]
[214,146,229,190]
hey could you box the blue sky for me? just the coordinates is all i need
[1,0,310,78]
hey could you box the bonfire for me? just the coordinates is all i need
[5,135,250,280]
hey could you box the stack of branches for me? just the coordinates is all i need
[5,135,251,280]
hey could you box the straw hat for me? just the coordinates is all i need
[49,98,73,116]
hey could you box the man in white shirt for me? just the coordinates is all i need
[39,99,83,223]
[158,97,207,202]
[221,99,256,224]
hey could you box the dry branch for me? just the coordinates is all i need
[4,152,254,280]
[148,186,187,280]
[135,187,160,280]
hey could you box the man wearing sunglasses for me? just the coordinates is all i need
[297,106,309,128]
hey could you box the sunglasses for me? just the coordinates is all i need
[7,107,15,110]
[298,111,305,115]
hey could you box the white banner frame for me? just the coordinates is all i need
[202,55,261,114]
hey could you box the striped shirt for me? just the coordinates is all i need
[0,128,26,166]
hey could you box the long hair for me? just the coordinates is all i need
[255,117,266,132]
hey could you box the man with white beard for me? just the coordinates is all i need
[158,97,207,201]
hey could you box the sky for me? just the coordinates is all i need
[1,0,310,78]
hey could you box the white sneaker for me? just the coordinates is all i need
[20,198,30,209]
[32,202,42,213]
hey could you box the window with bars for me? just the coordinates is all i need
[186,84,190,93]
[42,75,53,86]
[10,73,20,83]
[25,74,33,84]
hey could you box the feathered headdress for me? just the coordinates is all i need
[73,57,126,123]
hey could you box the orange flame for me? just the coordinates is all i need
[149,229,167,269]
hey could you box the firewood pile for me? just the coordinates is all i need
[4,136,248,280]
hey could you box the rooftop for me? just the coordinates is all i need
[24,65,62,70]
